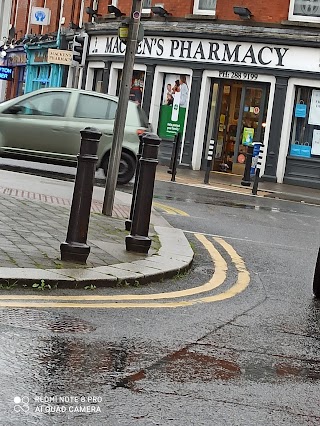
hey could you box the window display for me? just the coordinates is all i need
[290,86,320,158]
[116,70,145,107]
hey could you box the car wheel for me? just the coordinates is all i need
[102,152,136,185]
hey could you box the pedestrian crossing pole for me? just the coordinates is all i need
[204,140,215,184]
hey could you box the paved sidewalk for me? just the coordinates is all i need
[0,171,193,288]
[0,164,319,290]
[155,165,320,205]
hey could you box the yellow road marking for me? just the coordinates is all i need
[0,234,226,301]
[153,201,190,216]
[196,237,250,303]
[0,236,250,308]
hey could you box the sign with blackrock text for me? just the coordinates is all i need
[89,35,320,73]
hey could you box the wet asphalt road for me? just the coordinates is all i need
[0,161,320,425]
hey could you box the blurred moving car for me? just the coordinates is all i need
[0,88,151,184]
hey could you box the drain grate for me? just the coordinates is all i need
[0,309,95,333]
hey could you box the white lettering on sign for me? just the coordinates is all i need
[89,35,320,72]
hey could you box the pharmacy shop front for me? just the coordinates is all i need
[86,33,320,186]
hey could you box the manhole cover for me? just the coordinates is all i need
[0,309,95,333]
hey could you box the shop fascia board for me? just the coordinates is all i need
[86,21,320,47]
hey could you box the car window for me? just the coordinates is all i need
[6,92,70,116]
[75,94,117,120]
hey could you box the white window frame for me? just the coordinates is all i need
[288,0,320,23]
[193,0,216,16]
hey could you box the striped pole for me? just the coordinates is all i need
[252,144,265,195]
[204,140,215,184]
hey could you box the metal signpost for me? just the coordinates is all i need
[102,0,143,216]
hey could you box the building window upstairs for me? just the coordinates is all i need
[193,0,216,16]
[142,0,152,13]
[289,0,320,22]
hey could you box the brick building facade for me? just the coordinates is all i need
[1,0,320,188]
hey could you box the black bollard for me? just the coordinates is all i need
[125,133,145,231]
[170,132,181,183]
[313,248,320,298]
[125,133,161,254]
[241,145,254,187]
[60,127,102,263]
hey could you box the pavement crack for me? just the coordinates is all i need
[122,387,320,421]
[112,297,269,391]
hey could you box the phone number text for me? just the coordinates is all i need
[219,71,258,80]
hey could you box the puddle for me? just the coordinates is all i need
[0,308,95,333]
[115,346,320,389]
[154,194,299,214]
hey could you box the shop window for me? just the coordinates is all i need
[17,67,26,97]
[116,70,145,107]
[93,69,104,93]
[290,86,320,157]
[75,94,117,119]
[193,0,216,15]
[288,0,320,22]
[31,65,51,92]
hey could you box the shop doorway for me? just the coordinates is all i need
[205,79,269,174]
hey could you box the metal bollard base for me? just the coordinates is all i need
[60,242,90,264]
[313,248,320,298]
[241,179,251,187]
[125,235,151,254]
[125,219,132,232]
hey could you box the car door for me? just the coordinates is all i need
[69,92,117,158]
[0,90,72,160]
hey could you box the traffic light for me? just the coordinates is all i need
[72,33,88,66]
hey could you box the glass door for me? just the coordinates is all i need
[234,85,268,165]
[205,79,269,173]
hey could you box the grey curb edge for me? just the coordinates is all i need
[0,227,194,288]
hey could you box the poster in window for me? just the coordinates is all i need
[312,129,320,155]
[116,70,145,107]
[308,89,320,125]
[242,127,254,146]
[157,74,190,139]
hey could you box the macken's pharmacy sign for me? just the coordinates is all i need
[89,35,320,72]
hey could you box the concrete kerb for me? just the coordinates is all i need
[0,226,194,289]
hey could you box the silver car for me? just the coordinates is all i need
[0,88,150,184]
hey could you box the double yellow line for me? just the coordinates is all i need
[153,201,190,216]
[0,234,250,309]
